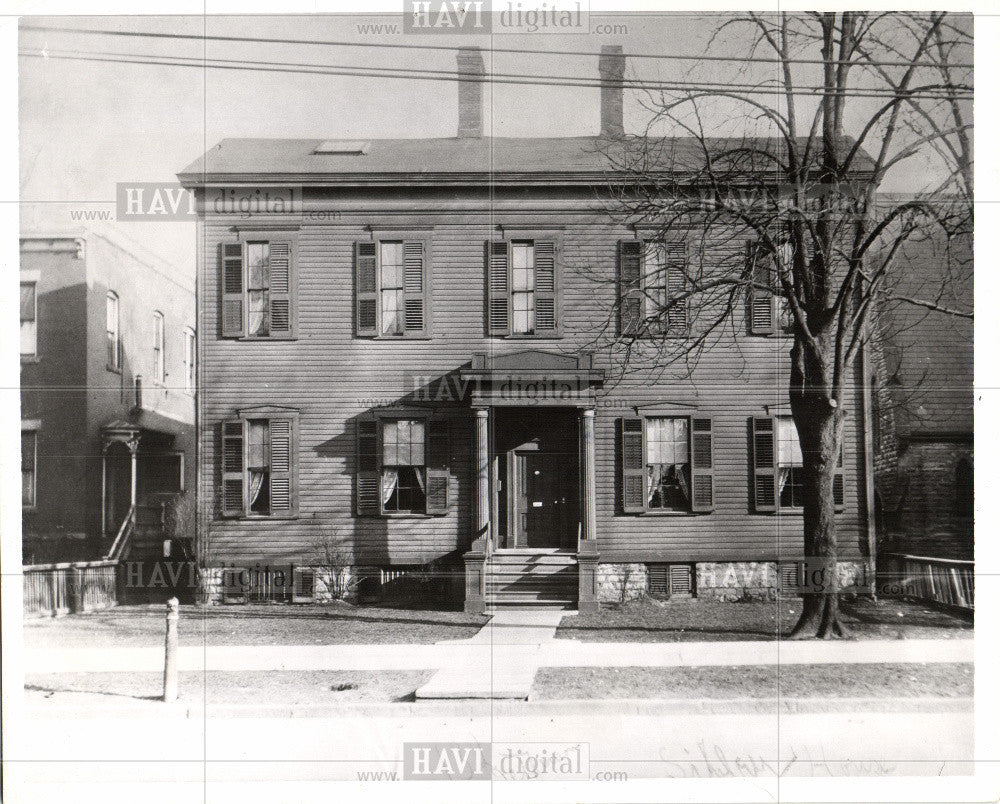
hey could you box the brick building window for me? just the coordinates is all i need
[106,292,120,369]
[20,282,37,357]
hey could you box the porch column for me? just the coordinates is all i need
[475,408,490,538]
[579,409,597,541]
[127,436,141,509]
[578,408,599,614]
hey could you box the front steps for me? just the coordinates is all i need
[484,550,578,611]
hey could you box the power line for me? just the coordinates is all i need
[19,47,973,101]
[20,23,975,70]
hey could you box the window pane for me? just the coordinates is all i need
[382,419,425,467]
[21,321,36,356]
[106,295,118,331]
[20,284,35,322]
[776,417,803,466]
[646,417,688,465]
[249,291,269,336]
[380,289,404,335]
[247,243,269,289]
[248,420,268,468]
[512,292,534,334]
[379,242,404,289]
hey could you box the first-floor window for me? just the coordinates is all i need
[22,430,37,507]
[221,411,296,518]
[646,417,691,511]
[776,416,804,509]
[381,419,426,512]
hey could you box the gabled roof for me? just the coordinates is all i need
[178,135,874,187]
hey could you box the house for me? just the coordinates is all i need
[20,227,197,573]
[178,46,876,611]
[870,222,973,560]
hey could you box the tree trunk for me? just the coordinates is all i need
[788,343,851,639]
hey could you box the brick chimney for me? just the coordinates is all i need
[599,45,625,138]
[457,47,485,138]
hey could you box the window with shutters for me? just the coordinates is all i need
[486,239,558,336]
[20,281,37,358]
[22,429,37,508]
[354,239,427,337]
[220,237,295,339]
[356,416,450,517]
[618,240,687,337]
[751,415,844,513]
[748,238,794,335]
[619,415,713,514]
[219,408,298,518]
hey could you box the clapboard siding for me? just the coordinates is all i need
[197,191,867,566]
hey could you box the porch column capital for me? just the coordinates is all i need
[580,408,595,418]
[474,408,489,419]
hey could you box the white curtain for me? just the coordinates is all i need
[673,465,690,502]
[381,469,399,505]
[777,466,792,497]
[413,467,426,494]
[248,471,265,507]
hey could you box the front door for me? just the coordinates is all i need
[513,451,571,548]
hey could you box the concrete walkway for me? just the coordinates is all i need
[415,609,563,699]
[24,627,972,679]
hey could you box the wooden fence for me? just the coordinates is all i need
[881,553,974,612]
[23,560,118,618]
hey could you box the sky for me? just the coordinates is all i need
[18,12,972,274]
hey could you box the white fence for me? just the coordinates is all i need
[882,553,974,611]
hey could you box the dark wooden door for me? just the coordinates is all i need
[514,452,570,548]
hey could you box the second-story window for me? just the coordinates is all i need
[184,327,196,393]
[486,239,557,336]
[220,239,294,339]
[354,239,427,337]
[618,240,687,337]
[106,292,120,369]
[20,281,37,357]
[153,311,165,383]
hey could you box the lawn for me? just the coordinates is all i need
[25,670,432,706]
[23,603,487,649]
[531,662,974,700]
[557,597,973,642]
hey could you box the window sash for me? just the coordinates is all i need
[22,431,36,507]
[775,416,803,467]
[184,330,196,392]
[106,293,119,367]
[645,417,691,511]
[153,314,165,382]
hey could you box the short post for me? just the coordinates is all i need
[163,597,179,702]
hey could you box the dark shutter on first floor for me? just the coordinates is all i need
[620,417,646,513]
[425,418,451,515]
[533,240,557,332]
[487,241,511,335]
[268,241,293,336]
[752,417,777,512]
[618,240,642,336]
[356,419,380,515]
[268,418,294,514]
[221,242,245,337]
[221,420,245,516]
[689,417,714,512]
[748,240,775,335]
[355,241,377,337]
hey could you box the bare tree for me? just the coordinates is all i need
[585,12,972,637]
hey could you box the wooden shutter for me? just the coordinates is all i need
[221,420,245,516]
[620,417,646,513]
[833,440,845,511]
[268,241,293,336]
[221,242,245,337]
[269,418,293,515]
[752,417,777,512]
[748,240,775,335]
[355,241,378,337]
[690,417,714,512]
[618,240,642,336]
[666,241,688,334]
[356,419,380,515]
[487,241,511,335]
[669,564,694,596]
[425,418,450,515]
[533,241,557,332]
[291,567,316,603]
[402,240,426,334]
[648,564,667,596]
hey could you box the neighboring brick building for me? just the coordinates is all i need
[871,224,973,560]
[20,227,196,565]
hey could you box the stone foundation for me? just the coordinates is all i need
[596,563,648,604]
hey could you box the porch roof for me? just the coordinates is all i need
[459,350,604,407]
